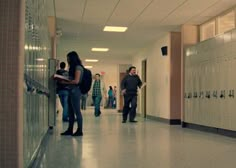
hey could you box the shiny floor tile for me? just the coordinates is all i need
[38,107,236,168]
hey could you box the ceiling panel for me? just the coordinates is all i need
[107,0,154,26]
[55,0,86,21]
[132,0,187,27]
[190,0,236,24]
[82,0,118,25]
[161,0,219,25]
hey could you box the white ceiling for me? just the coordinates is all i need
[54,0,236,63]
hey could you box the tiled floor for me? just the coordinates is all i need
[38,107,236,168]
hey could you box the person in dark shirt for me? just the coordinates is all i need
[56,62,69,122]
[121,66,142,123]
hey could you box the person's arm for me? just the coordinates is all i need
[59,69,81,85]
[121,76,127,95]
[140,82,146,89]
[137,76,143,88]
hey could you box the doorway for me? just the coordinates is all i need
[118,72,127,112]
[141,59,147,118]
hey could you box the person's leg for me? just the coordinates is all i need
[108,96,113,107]
[122,95,131,122]
[84,97,87,110]
[70,87,83,136]
[61,92,74,135]
[58,90,69,121]
[94,96,102,116]
[92,96,96,115]
[81,96,85,110]
[129,95,137,122]
[112,97,116,108]
[97,96,102,115]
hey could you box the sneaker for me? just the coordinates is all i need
[61,130,73,136]
[122,120,126,123]
[129,120,137,123]
[72,131,83,136]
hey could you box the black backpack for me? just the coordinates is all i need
[79,67,92,94]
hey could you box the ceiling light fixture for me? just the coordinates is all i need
[85,59,99,62]
[36,58,45,61]
[103,26,128,32]
[91,48,109,52]
[84,65,93,69]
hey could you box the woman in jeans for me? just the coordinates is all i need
[59,51,84,136]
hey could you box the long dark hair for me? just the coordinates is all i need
[67,51,83,78]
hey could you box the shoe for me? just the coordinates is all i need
[72,131,83,136]
[122,120,126,123]
[129,120,137,123]
[61,130,73,136]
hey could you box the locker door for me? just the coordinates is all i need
[211,59,219,127]
[230,57,236,131]
[198,62,205,125]
[220,57,230,129]
[184,55,191,122]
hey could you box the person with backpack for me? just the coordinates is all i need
[56,51,84,136]
[91,73,106,117]
[56,62,69,122]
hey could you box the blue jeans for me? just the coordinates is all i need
[92,96,102,116]
[107,96,114,108]
[58,90,69,121]
[81,94,87,110]
[67,87,83,133]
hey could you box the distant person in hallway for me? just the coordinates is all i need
[112,86,117,108]
[56,62,69,122]
[107,86,114,108]
[92,73,106,117]
[57,51,84,136]
[81,93,88,110]
[121,66,142,123]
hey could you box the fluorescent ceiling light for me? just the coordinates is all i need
[36,58,45,61]
[91,48,109,52]
[85,59,99,62]
[103,26,128,32]
[84,65,93,69]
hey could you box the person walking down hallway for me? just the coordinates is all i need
[56,62,69,122]
[121,66,142,123]
[92,73,106,117]
[56,51,84,136]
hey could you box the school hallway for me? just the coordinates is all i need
[36,108,236,168]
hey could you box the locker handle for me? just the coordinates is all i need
[220,94,225,98]
[213,91,217,98]
[220,90,225,99]
[229,90,234,98]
